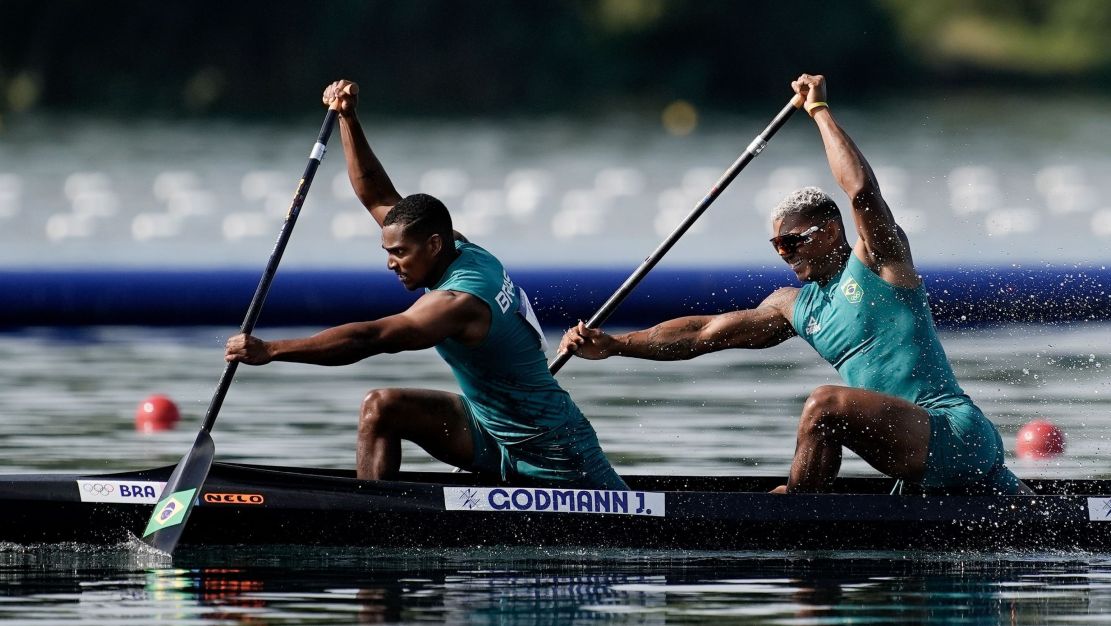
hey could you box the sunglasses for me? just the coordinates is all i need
[769,225,821,253]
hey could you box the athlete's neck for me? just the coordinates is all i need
[429,248,462,286]
[813,244,853,286]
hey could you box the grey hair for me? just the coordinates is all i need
[770,186,839,223]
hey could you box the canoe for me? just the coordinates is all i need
[2,462,1107,551]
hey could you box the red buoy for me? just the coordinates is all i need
[1015,420,1066,459]
[135,394,181,433]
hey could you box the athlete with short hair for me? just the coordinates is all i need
[226,80,627,490]
[560,73,1029,495]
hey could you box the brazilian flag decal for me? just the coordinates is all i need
[841,275,863,304]
[143,488,196,537]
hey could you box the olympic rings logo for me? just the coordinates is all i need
[82,483,116,496]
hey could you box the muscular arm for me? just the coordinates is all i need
[339,113,402,227]
[614,288,797,360]
[797,75,918,287]
[813,110,909,262]
[599,288,798,361]
[325,80,402,227]
[263,317,421,366]
[227,291,489,366]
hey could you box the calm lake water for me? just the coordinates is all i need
[1,323,1110,623]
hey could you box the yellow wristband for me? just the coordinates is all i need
[805,101,828,116]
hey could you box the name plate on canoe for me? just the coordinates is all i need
[1088,498,1111,521]
[76,479,166,504]
[444,487,665,517]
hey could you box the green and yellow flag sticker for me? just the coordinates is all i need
[143,488,196,537]
[841,276,863,304]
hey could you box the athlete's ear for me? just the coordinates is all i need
[427,233,443,256]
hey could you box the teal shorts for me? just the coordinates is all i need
[921,402,1024,494]
[460,396,628,491]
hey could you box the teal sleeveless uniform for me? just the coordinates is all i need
[431,241,627,490]
[790,253,1022,494]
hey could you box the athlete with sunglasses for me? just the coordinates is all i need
[560,73,1029,496]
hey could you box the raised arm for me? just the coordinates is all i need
[226,290,489,366]
[793,74,918,287]
[559,288,798,361]
[323,80,403,227]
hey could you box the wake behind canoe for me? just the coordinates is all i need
[1,462,1107,551]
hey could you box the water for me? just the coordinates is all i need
[2,325,1108,478]
[4,546,1111,624]
[1,323,1110,622]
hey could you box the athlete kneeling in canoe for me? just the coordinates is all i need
[225,80,626,491]
[559,73,1030,495]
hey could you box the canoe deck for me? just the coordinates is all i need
[1,462,1108,551]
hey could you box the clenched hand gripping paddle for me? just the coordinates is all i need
[548,93,803,375]
[141,87,354,554]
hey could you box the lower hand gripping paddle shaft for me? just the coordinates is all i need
[142,92,351,554]
[548,93,803,375]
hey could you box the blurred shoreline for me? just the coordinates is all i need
[2,93,1110,274]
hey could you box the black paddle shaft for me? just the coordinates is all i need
[548,94,803,375]
[200,110,339,434]
[143,105,343,554]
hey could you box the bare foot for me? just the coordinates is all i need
[770,485,788,494]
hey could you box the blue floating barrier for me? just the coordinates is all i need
[0,266,1108,328]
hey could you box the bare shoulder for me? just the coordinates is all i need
[759,286,800,317]
[411,290,491,336]
[400,289,491,346]
[414,289,484,317]
[854,237,921,289]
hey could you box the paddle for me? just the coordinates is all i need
[141,87,355,554]
[548,93,803,375]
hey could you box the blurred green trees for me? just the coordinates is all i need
[881,0,1111,75]
[0,0,1107,118]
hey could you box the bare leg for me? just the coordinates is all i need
[786,385,932,493]
[356,388,475,480]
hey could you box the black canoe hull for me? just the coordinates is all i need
[2,462,1109,551]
